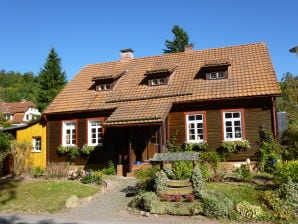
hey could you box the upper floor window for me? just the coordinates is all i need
[98,84,111,91]
[198,60,230,80]
[209,71,226,80]
[92,70,127,91]
[144,64,178,87]
[185,112,206,143]
[62,121,77,146]
[32,137,41,152]
[222,110,244,141]
[88,119,103,146]
[149,77,166,86]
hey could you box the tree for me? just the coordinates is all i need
[0,112,11,128]
[37,48,67,112]
[163,25,193,53]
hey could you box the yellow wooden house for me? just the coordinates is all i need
[3,119,47,168]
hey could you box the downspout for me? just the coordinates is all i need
[271,97,278,137]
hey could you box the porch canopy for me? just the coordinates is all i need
[104,100,172,126]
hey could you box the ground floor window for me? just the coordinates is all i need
[32,137,41,152]
[62,121,77,146]
[185,112,206,143]
[88,119,103,146]
[222,110,244,141]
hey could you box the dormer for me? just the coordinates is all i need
[92,70,127,91]
[200,60,230,80]
[144,64,178,86]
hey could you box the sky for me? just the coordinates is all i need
[0,0,297,81]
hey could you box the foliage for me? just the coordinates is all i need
[166,130,180,152]
[135,166,160,191]
[0,180,98,213]
[201,190,234,219]
[0,70,39,103]
[163,25,193,53]
[280,125,298,160]
[257,127,282,173]
[0,130,13,167]
[181,142,208,151]
[199,151,224,182]
[29,166,45,178]
[278,179,298,212]
[191,167,204,198]
[277,72,298,126]
[220,140,251,156]
[80,144,95,155]
[236,162,253,182]
[37,48,67,112]
[130,191,159,212]
[101,160,116,175]
[10,140,32,176]
[274,160,298,184]
[57,145,79,162]
[171,161,193,180]
[262,190,296,221]
[199,164,211,180]
[0,112,11,128]
[235,201,262,219]
[44,163,70,179]
[155,170,168,195]
[81,170,103,185]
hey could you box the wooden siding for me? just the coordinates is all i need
[168,97,274,161]
[16,122,46,168]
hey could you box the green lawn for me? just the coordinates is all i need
[0,180,99,213]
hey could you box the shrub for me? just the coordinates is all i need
[280,125,298,160]
[236,163,253,182]
[236,201,262,219]
[274,160,298,184]
[221,140,251,154]
[171,161,193,180]
[57,145,79,162]
[44,163,70,179]
[30,166,45,178]
[181,142,208,151]
[80,144,95,155]
[135,166,159,191]
[199,151,223,182]
[0,131,13,167]
[81,170,103,185]
[199,165,211,181]
[155,170,168,195]
[191,167,204,198]
[163,167,175,179]
[130,191,159,211]
[201,190,234,219]
[10,140,32,176]
[101,160,116,175]
[278,179,298,212]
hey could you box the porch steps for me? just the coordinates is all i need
[126,162,152,177]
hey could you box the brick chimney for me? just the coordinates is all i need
[184,44,194,52]
[120,49,134,62]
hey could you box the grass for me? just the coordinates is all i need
[0,179,99,214]
[204,182,263,205]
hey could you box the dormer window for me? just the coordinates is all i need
[92,70,127,91]
[209,71,227,80]
[199,60,230,80]
[144,64,178,86]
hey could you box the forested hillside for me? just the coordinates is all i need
[0,69,39,103]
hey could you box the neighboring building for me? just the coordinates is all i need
[43,43,281,175]
[0,100,41,126]
[3,119,47,168]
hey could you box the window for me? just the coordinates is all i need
[88,119,103,146]
[32,137,41,152]
[149,77,166,86]
[98,84,111,91]
[186,113,206,143]
[209,71,226,80]
[223,111,243,141]
[62,121,77,146]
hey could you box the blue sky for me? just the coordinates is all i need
[0,0,297,81]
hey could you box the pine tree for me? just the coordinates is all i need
[163,25,193,53]
[37,48,67,112]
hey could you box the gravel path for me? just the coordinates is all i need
[0,176,220,224]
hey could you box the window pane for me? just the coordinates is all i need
[226,127,233,132]
[234,120,241,126]
[233,112,240,118]
[226,121,232,126]
[226,133,233,139]
[210,72,217,79]
[218,71,225,78]
[225,113,232,118]
[196,114,202,120]
[188,115,195,121]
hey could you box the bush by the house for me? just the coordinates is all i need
[135,166,159,191]
[154,170,168,195]
[10,140,32,176]
[81,170,103,185]
[30,166,45,178]
[190,166,204,198]
[57,145,79,162]
[101,160,116,175]
[274,160,298,184]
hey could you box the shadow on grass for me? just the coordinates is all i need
[0,178,19,205]
[0,215,78,224]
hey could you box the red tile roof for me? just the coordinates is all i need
[44,42,281,125]
[0,101,37,114]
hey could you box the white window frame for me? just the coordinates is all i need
[186,113,205,143]
[32,137,41,152]
[210,71,226,80]
[223,111,243,141]
[62,121,76,146]
[150,77,166,86]
[99,84,111,91]
[88,119,103,146]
